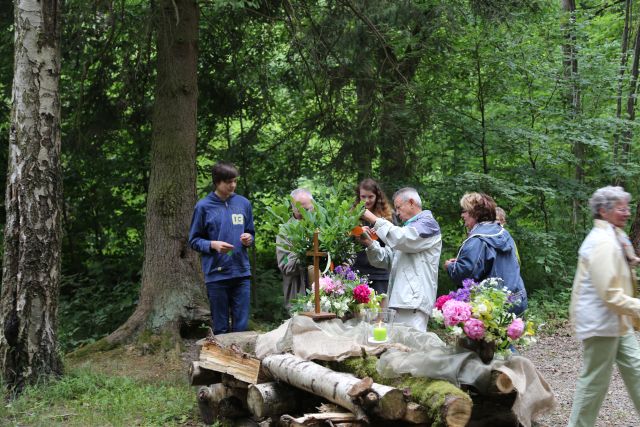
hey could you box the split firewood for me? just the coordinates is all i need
[261,353,405,421]
[199,340,268,384]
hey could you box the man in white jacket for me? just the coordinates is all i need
[359,187,442,331]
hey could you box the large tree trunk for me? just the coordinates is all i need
[0,0,63,394]
[107,0,208,344]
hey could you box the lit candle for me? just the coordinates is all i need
[373,321,387,341]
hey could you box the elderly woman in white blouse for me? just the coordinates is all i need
[568,186,640,426]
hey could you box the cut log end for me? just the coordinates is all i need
[347,376,373,398]
[374,387,406,420]
[443,395,473,427]
[495,373,514,393]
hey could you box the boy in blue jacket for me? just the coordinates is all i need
[189,162,255,334]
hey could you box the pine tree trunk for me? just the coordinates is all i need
[0,0,63,394]
[107,0,208,344]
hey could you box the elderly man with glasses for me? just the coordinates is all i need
[358,187,442,331]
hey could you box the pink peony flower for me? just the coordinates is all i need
[442,300,472,327]
[353,284,372,304]
[507,318,525,340]
[463,318,486,340]
[320,276,338,294]
[434,294,453,311]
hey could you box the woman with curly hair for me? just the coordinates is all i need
[352,178,393,295]
[444,192,527,315]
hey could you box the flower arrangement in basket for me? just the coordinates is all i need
[431,277,536,358]
[290,265,384,318]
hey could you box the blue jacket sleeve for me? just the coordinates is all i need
[447,237,492,285]
[188,205,212,254]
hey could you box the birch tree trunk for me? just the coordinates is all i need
[106,0,209,344]
[261,354,406,420]
[0,0,63,393]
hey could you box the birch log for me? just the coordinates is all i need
[197,383,249,423]
[247,382,301,418]
[261,354,406,420]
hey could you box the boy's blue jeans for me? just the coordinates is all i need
[206,278,250,335]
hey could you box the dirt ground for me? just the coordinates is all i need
[521,324,640,427]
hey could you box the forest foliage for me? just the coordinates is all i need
[1,0,639,350]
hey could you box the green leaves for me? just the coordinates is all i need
[272,189,364,267]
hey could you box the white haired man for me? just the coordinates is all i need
[359,187,442,331]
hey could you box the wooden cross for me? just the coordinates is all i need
[301,229,336,320]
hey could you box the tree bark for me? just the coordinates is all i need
[560,0,584,226]
[106,0,208,344]
[613,0,631,170]
[261,353,406,421]
[620,14,640,180]
[247,382,302,418]
[629,198,640,251]
[0,0,63,394]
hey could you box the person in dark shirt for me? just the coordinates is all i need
[188,161,255,334]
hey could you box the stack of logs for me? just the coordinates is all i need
[189,333,519,426]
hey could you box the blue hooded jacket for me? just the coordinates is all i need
[188,192,255,284]
[446,221,527,314]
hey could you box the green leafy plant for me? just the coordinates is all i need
[268,188,364,267]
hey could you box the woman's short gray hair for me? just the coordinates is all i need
[589,186,631,218]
